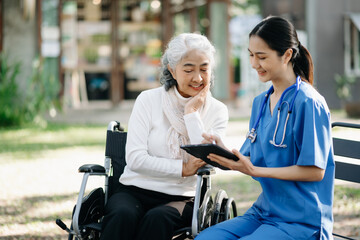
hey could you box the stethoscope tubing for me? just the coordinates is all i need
[247,76,302,147]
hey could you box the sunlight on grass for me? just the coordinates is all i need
[0,192,76,238]
[0,123,106,161]
[333,185,360,215]
[0,123,107,238]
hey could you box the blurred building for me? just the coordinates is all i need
[306,0,360,111]
[0,0,231,108]
[260,0,360,111]
[261,0,305,30]
[2,0,360,111]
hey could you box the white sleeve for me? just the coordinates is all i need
[125,92,183,178]
[184,112,205,144]
[184,102,229,144]
[208,105,229,139]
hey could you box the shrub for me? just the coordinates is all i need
[334,73,357,102]
[25,57,61,125]
[0,54,61,127]
[0,54,23,126]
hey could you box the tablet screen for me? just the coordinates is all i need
[180,144,238,170]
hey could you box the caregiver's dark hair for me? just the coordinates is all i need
[249,16,314,85]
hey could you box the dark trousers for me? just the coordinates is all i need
[100,184,194,240]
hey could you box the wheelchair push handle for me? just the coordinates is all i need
[107,120,124,132]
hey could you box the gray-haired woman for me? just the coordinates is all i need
[100,33,229,240]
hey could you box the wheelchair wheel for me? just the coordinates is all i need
[212,189,227,225]
[198,193,214,231]
[212,190,237,225]
[223,197,237,220]
[67,223,100,240]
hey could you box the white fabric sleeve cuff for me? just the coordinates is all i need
[184,111,205,144]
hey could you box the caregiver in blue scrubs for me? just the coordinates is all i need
[196,16,334,240]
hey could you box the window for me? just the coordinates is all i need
[345,13,360,76]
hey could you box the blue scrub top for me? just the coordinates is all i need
[240,82,335,240]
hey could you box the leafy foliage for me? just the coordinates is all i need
[25,57,61,124]
[335,74,357,102]
[230,0,261,16]
[0,54,23,126]
[0,54,61,127]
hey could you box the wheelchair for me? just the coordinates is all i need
[56,120,237,240]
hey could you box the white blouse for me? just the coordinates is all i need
[120,86,228,196]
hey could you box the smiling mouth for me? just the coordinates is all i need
[190,83,204,89]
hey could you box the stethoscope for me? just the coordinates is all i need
[246,76,301,148]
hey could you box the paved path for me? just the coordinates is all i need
[46,99,360,125]
[45,99,252,126]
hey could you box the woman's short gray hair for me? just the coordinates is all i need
[160,33,216,91]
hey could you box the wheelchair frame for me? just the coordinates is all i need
[56,120,237,240]
[331,122,360,240]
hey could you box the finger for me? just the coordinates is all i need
[201,139,212,144]
[192,156,207,165]
[202,133,212,142]
[232,149,242,158]
[197,84,210,98]
[203,132,219,143]
[208,154,232,168]
[199,161,207,167]
[231,149,247,161]
[208,154,229,162]
[210,134,220,142]
[202,83,210,94]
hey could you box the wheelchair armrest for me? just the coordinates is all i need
[197,165,216,176]
[79,164,105,174]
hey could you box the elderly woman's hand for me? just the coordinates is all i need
[201,132,227,150]
[184,83,210,114]
[182,156,207,177]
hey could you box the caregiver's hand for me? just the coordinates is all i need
[207,149,254,176]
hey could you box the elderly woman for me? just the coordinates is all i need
[100,33,229,240]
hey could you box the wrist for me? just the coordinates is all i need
[184,107,195,115]
[252,166,259,177]
[252,166,268,178]
[182,162,187,177]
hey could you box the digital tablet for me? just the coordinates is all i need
[180,144,238,170]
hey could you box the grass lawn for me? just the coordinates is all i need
[0,123,359,239]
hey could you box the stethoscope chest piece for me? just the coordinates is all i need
[246,128,257,143]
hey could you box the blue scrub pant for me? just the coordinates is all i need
[195,211,320,240]
[195,214,294,240]
[195,206,328,240]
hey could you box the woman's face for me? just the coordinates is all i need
[168,49,211,98]
[248,35,290,83]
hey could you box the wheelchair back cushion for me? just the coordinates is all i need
[105,130,127,197]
